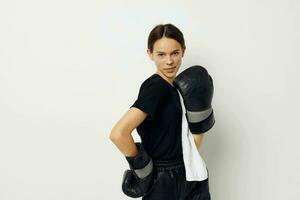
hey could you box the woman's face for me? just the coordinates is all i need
[147,37,185,82]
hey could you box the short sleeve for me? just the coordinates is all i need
[130,80,168,120]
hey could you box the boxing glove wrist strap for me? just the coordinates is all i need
[186,108,213,123]
[133,159,153,179]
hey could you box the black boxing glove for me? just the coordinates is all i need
[174,65,215,134]
[121,142,154,198]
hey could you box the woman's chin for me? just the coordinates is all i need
[164,73,176,79]
[166,70,179,78]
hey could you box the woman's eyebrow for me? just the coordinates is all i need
[156,49,180,53]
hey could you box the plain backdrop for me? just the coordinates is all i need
[0,0,299,199]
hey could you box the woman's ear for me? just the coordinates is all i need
[147,49,154,61]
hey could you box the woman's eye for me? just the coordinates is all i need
[158,54,164,57]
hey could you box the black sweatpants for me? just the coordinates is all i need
[142,158,211,200]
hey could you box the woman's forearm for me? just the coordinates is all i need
[109,130,138,157]
[193,133,204,149]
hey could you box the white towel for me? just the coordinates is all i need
[177,89,208,181]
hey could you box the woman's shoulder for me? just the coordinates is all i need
[140,74,169,92]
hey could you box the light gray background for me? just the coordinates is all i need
[0,0,299,199]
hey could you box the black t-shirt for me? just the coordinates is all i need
[130,73,183,161]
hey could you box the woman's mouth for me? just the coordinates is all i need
[164,67,176,73]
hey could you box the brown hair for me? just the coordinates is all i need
[147,24,186,53]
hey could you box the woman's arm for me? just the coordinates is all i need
[109,107,147,157]
[193,133,204,149]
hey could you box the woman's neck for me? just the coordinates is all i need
[156,71,175,87]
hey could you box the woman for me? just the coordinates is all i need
[109,24,211,200]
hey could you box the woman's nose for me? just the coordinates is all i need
[166,55,173,64]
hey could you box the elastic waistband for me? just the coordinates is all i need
[153,158,185,171]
